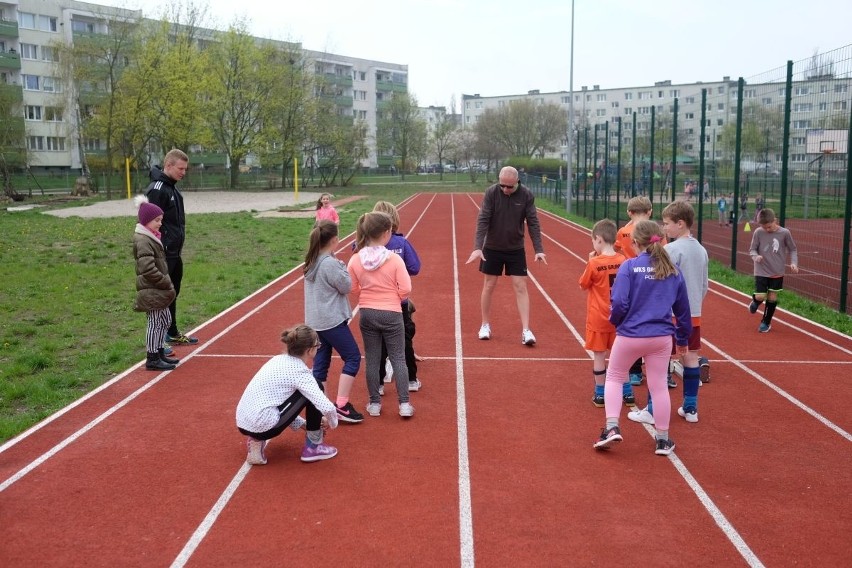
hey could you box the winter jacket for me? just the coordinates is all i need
[145,166,185,258]
[133,225,175,312]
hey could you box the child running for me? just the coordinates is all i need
[371,201,422,393]
[347,211,414,418]
[132,196,178,371]
[593,220,692,456]
[629,201,709,426]
[235,324,339,465]
[578,219,633,408]
[304,220,364,424]
[315,193,340,224]
[748,208,799,333]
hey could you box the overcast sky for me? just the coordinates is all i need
[128,0,852,109]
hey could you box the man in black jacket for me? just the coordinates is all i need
[145,149,198,346]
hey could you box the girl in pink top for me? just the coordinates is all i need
[315,193,340,224]
[347,212,413,418]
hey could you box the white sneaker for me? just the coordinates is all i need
[246,437,268,465]
[521,329,536,345]
[478,323,491,340]
[677,406,699,423]
[409,379,422,392]
[627,407,655,425]
[378,385,384,396]
[384,360,393,383]
[399,402,415,417]
[366,402,381,416]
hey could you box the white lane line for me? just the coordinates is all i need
[452,194,476,568]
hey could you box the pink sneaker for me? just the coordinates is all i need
[300,442,338,463]
[246,437,268,465]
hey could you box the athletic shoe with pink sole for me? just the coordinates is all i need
[300,443,338,462]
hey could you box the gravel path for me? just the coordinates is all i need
[41,191,325,219]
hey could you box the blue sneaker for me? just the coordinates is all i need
[748,300,759,314]
[758,322,771,333]
[629,373,644,386]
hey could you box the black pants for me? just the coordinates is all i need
[238,381,324,441]
[166,256,183,336]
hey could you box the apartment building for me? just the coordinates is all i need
[462,74,851,171]
[0,0,407,171]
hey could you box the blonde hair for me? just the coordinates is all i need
[164,148,188,166]
[632,220,677,280]
[627,196,652,214]
[354,211,392,251]
[372,201,400,232]
[280,324,318,357]
[304,220,339,274]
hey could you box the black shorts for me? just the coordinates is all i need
[755,276,784,294]
[479,248,527,277]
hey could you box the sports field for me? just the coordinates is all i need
[1,193,850,566]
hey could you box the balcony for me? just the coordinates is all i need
[323,73,353,87]
[0,50,21,70]
[0,19,19,38]
[0,81,23,102]
[376,80,407,93]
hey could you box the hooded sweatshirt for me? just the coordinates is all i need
[347,246,411,312]
[304,253,353,331]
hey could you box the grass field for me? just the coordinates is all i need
[1,182,850,443]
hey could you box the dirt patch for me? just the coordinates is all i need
[255,195,366,218]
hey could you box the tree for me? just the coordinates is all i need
[474,99,568,158]
[376,92,427,180]
[718,102,783,161]
[204,24,278,188]
[0,86,26,199]
[430,107,458,181]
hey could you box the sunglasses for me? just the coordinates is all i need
[499,183,515,189]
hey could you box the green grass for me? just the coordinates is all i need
[1,181,849,443]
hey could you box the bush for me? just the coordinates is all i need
[503,157,564,177]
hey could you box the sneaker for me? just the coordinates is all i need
[678,406,699,423]
[748,300,759,314]
[622,393,636,407]
[399,402,415,417]
[246,437,268,465]
[654,438,676,456]
[166,333,199,345]
[300,442,338,462]
[478,323,491,340]
[408,379,422,392]
[384,360,393,383]
[628,372,644,386]
[162,345,175,357]
[592,394,605,408]
[758,322,771,333]
[378,385,384,396]
[521,329,536,346]
[366,402,381,416]
[627,407,655,425]
[667,373,677,388]
[336,402,364,424]
[593,426,623,450]
[699,357,710,383]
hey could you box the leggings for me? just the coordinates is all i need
[238,384,324,441]
[605,335,672,430]
[146,308,171,353]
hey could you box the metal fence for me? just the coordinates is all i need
[530,44,852,313]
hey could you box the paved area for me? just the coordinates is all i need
[41,191,325,219]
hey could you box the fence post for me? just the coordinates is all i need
[840,103,852,313]
[650,106,656,203]
[698,89,707,242]
[731,77,745,271]
[671,97,679,202]
[779,61,793,225]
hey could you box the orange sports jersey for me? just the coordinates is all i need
[614,220,637,258]
[579,252,626,332]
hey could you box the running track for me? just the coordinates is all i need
[1,193,850,567]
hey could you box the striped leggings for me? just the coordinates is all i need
[146,308,172,353]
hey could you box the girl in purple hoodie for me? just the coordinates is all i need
[593,220,692,456]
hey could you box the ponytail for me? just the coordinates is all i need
[632,220,678,280]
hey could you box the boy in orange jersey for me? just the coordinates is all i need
[579,219,635,407]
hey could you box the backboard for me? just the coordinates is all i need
[805,129,847,154]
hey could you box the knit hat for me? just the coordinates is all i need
[134,195,164,226]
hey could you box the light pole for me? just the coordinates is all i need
[565,0,575,213]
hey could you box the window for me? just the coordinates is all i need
[792,136,806,145]
[624,92,633,100]
[638,106,650,114]
[561,96,570,103]
[596,93,606,102]
[586,94,591,102]
[792,120,811,129]
[685,96,695,104]
[41,46,57,62]
[818,102,828,111]
[42,77,60,93]
[791,154,807,162]
[72,20,96,33]
[836,84,848,93]
[20,43,38,60]
[27,136,44,151]
[45,107,63,121]
[84,139,102,151]
[46,137,65,151]
[794,86,809,96]
[353,90,366,100]
[596,109,606,117]
[658,90,664,98]
[793,103,813,112]
[819,85,828,94]
[638,92,651,100]
[23,75,39,91]
[761,98,771,105]
[25,105,42,120]
[833,101,847,111]
[744,89,756,98]
[611,101,619,108]
[359,71,366,81]
[716,119,723,126]
[718,103,726,111]
[685,112,694,119]
[623,107,632,115]
[354,109,367,119]
[39,15,58,32]
[18,12,36,29]
[718,86,725,94]
[669,89,680,98]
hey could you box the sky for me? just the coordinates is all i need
[122,0,852,109]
